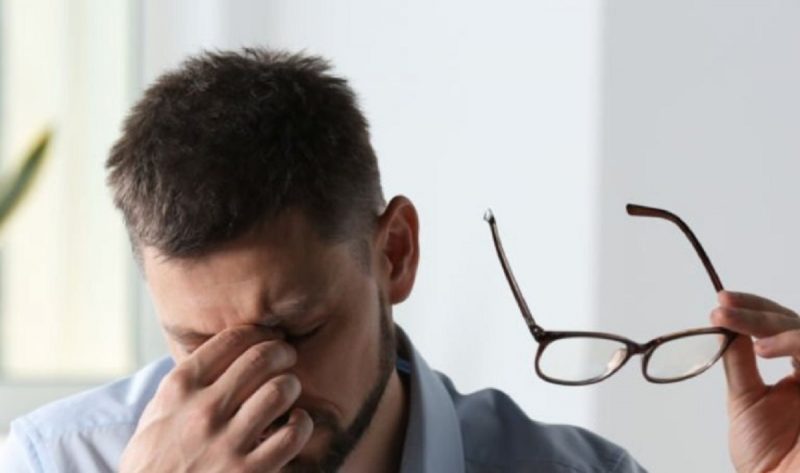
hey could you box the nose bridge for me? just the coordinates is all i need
[626,340,653,356]
[221,277,276,328]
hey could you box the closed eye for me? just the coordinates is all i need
[286,324,324,344]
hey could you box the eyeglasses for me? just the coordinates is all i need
[484,204,737,385]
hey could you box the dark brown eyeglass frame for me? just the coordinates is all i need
[484,204,737,386]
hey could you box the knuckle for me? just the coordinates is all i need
[265,382,289,407]
[710,309,722,325]
[244,342,293,372]
[220,428,249,457]
[186,401,220,434]
[214,388,235,416]
[239,460,262,473]
[277,421,306,452]
[230,459,252,473]
[241,345,273,370]
[712,308,733,325]
[218,442,248,467]
[159,369,194,400]
[266,375,301,407]
[218,327,250,349]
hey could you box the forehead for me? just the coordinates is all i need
[142,212,353,332]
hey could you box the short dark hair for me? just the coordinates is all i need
[107,48,384,258]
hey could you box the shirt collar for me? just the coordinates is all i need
[396,326,465,473]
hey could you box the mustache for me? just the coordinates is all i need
[305,409,340,431]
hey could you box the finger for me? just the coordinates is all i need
[753,329,800,359]
[230,373,302,451]
[720,333,766,400]
[211,340,296,418]
[180,326,283,386]
[718,291,797,318]
[711,306,800,338]
[247,408,313,469]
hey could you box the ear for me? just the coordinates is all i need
[373,195,420,304]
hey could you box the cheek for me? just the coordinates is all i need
[165,339,190,364]
[294,290,384,420]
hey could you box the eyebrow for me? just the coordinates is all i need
[164,296,320,346]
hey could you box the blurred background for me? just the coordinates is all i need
[1,1,798,471]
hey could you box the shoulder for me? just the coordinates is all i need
[3,357,173,473]
[436,373,646,473]
[16,356,173,440]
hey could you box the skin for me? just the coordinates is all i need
[712,291,800,472]
[119,195,419,473]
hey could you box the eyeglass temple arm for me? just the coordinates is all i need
[626,204,724,293]
[483,210,544,337]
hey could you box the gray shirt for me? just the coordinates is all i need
[1,326,646,472]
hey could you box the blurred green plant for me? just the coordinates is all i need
[0,130,52,232]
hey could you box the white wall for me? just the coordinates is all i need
[596,1,800,471]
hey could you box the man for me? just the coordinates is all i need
[1,48,798,472]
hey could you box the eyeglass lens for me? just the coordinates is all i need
[537,333,728,384]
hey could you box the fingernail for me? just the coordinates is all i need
[285,374,301,396]
[267,341,294,365]
[288,409,313,435]
[755,338,771,351]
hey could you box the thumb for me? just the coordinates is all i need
[721,334,765,402]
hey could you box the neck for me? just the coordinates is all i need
[339,368,409,472]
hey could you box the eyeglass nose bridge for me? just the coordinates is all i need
[613,339,659,380]
[622,338,686,382]
[629,340,662,380]
[629,339,660,356]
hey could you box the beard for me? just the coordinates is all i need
[282,290,397,473]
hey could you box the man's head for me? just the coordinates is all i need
[108,48,385,258]
[106,49,419,471]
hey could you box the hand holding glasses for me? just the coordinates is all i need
[484,204,737,386]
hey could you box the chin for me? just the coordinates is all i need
[283,432,333,473]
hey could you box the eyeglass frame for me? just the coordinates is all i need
[484,203,738,386]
